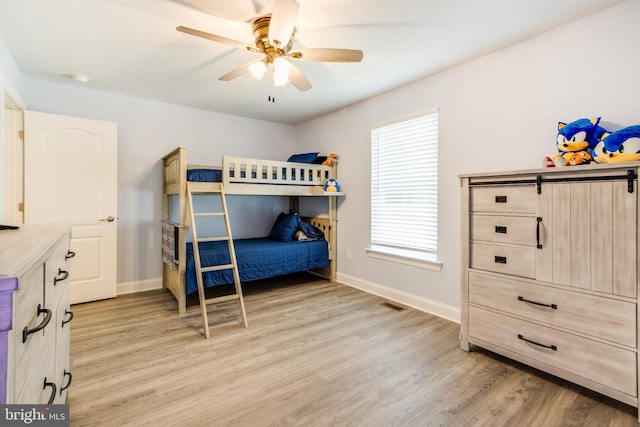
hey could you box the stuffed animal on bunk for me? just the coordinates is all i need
[317,153,339,179]
[592,125,640,163]
[324,178,340,192]
[547,117,607,167]
[322,153,339,166]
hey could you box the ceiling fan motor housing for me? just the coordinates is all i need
[252,16,295,64]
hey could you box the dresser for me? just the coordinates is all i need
[0,224,74,404]
[460,163,639,411]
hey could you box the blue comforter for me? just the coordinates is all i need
[185,237,329,294]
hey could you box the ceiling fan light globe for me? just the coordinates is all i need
[249,61,267,80]
[273,57,292,76]
[273,57,292,86]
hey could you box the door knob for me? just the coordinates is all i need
[100,216,115,222]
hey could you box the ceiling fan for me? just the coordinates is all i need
[177,0,363,92]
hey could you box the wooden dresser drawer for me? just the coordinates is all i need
[468,271,636,347]
[13,264,55,404]
[471,215,536,246]
[469,306,636,398]
[45,238,71,309]
[470,242,535,278]
[470,185,536,214]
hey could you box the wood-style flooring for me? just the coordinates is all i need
[68,273,637,426]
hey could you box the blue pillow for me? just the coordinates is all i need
[298,221,325,240]
[269,211,300,242]
[287,152,319,163]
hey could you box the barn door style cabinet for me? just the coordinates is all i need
[0,224,74,404]
[460,163,640,412]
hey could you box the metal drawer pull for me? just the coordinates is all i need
[518,296,557,310]
[536,217,543,249]
[494,256,507,264]
[54,268,69,285]
[495,195,507,203]
[61,370,73,394]
[22,304,52,343]
[65,250,76,260]
[62,309,74,327]
[43,378,57,404]
[518,334,557,351]
[495,225,507,233]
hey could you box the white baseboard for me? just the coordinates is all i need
[117,277,163,295]
[337,272,460,324]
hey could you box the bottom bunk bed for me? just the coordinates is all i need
[185,236,329,295]
[162,214,333,313]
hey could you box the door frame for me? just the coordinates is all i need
[2,93,24,225]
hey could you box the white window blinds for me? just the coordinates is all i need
[371,111,438,257]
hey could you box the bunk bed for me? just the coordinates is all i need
[161,146,341,313]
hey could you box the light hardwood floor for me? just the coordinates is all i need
[68,273,637,426]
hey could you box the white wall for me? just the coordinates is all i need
[296,0,640,320]
[25,79,297,288]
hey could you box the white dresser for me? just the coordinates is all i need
[0,224,74,404]
[460,163,639,410]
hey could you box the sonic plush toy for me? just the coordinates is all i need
[552,117,608,166]
[324,178,340,192]
[593,125,640,163]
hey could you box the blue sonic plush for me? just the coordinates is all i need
[324,178,340,192]
[553,117,607,166]
[593,125,640,163]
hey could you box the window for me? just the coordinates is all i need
[369,109,439,269]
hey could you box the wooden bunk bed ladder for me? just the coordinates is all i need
[186,182,248,339]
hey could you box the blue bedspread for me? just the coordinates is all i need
[185,238,329,294]
[187,169,222,182]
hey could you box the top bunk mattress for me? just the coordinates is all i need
[187,168,222,182]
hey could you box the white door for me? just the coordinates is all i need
[24,111,118,304]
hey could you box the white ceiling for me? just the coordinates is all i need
[0,0,625,125]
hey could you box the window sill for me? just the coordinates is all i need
[366,247,442,271]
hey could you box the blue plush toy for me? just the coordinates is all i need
[324,178,340,192]
[593,125,640,163]
[552,117,608,166]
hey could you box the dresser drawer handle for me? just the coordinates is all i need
[495,195,507,203]
[518,334,557,351]
[536,217,543,249]
[61,370,73,394]
[518,296,557,310]
[43,377,57,404]
[495,226,507,234]
[62,309,74,327]
[54,268,69,285]
[65,250,76,260]
[22,304,52,343]
[494,256,507,264]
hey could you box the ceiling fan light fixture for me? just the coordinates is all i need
[249,61,267,80]
[273,57,291,86]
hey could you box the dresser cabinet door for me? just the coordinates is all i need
[537,181,637,297]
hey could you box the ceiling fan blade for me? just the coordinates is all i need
[268,0,299,48]
[218,61,257,81]
[289,48,363,62]
[287,61,312,91]
[177,26,254,51]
